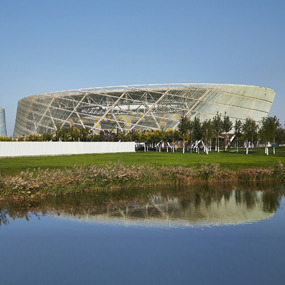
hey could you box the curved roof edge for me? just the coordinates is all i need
[20,83,275,100]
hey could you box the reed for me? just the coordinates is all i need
[0,162,284,200]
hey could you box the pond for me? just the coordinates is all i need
[0,184,285,285]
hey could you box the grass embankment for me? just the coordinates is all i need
[0,147,285,176]
[0,161,285,201]
[0,147,285,201]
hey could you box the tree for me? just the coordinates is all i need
[192,116,202,153]
[71,126,81,141]
[188,119,194,144]
[202,119,213,152]
[192,116,202,141]
[276,126,285,145]
[164,129,179,152]
[259,116,280,154]
[42,131,54,141]
[80,127,90,141]
[178,115,190,139]
[212,112,223,152]
[178,115,191,153]
[242,118,258,154]
[234,119,242,152]
[55,126,70,141]
[223,112,233,150]
[131,130,142,142]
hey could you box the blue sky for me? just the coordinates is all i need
[1,0,284,135]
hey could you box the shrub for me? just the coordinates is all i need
[272,161,285,181]
[198,163,220,180]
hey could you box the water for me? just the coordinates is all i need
[0,184,285,285]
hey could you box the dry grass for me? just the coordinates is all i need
[1,161,285,200]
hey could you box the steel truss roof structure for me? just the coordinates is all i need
[13,83,275,137]
[0,107,7,137]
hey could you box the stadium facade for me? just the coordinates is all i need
[0,107,7,137]
[13,84,275,137]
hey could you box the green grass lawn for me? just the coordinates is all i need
[0,147,285,176]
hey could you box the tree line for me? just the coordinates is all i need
[0,113,284,153]
[177,113,283,154]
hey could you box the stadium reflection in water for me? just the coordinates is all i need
[0,184,283,227]
[1,184,285,285]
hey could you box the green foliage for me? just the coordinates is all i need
[223,112,233,149]
[212,112,223,137]
[201,119,213,144]
[192,116,202,141]
[24,134,44,141]
[223,112,233,134]
[272,161,285,180]
[242,118,258,143]
[0,136,13,141]
[178,115,191,138]
[276,127,285,144]
[1,114,285,155]
[259,116,280,144]
[234,120,242,138]
[42,131,54,141]
[212,112,223,149]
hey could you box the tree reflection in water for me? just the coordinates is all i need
[0,183,284,227]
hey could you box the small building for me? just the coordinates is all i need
[0,107,7,137]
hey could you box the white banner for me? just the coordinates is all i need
[0,142,135,157]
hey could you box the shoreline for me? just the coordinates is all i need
[0,162,285,201]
